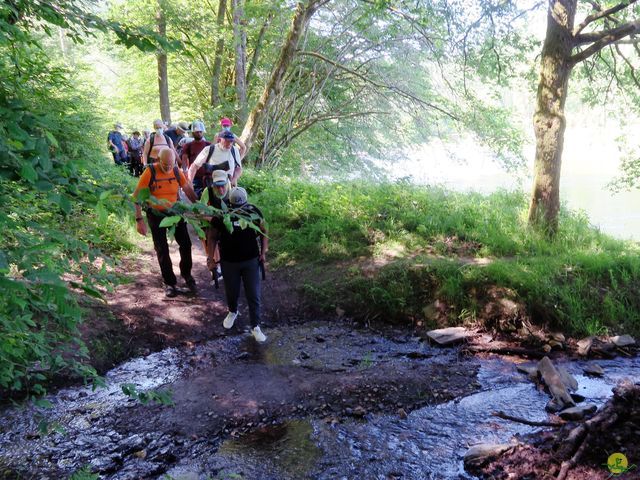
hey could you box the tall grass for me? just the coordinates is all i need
[242,170,640,337]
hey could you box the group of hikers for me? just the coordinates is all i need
[112,118,268,343]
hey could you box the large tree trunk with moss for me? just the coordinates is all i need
[240,0,324,160]
[156,1,171,123]
[210,0,227,107]
[528,0,577,234]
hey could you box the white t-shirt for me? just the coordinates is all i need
[192,144,241,177]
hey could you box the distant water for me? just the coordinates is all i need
[428,170,640,242]
[390,136,640,242]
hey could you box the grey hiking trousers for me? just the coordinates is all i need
[221,257,261,327]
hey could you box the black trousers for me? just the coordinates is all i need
[221,257,261,327]
[146,211,193,286]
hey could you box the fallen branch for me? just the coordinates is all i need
[492,410,564,428]
[463,345,547,359]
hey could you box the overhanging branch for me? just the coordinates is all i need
[571,19,640,64]
[298,50,459,120]
[573,0,638,36]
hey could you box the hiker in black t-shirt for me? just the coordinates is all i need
[209,187,269,343]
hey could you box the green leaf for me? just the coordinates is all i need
[99,190,111,201]
[223,215,233,233]
[81,284,104,300]
[96,202,108,224]
[33,398,53,408]
[35,180,54,191]
[159,215,182,228]
[20,163,38,183]
[0,250,7,272]
[135,188,151,204]
[200,187,209,205]
[59,195,72,215]
[44,131,59,148]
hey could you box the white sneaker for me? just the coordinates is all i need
[223,311,238,329]
[251,326,267,343]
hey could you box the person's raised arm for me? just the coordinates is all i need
[234,137,247,159]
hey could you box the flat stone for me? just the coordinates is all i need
[426,327,471,346]
[577,336,594,356]
[464,443,514,468]
[558,403,597,421]
[152,316,169,324]
[549,332,565,342]
[557,366,578,392]
[537,356,576,410]
[583,363,605,376]
[611,334,636,348]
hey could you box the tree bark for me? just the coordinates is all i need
[528,0,579,234]
[246,13,273,92]
[240,0,324,160]
[156,0,171,123]
[232,0,248,124]
[211,0,227,107]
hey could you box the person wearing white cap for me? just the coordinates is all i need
[208,187,269,343]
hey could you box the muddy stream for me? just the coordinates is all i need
[1,321,639,480]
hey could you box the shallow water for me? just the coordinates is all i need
[1,325,639,480]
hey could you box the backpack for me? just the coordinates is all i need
[149,132,172,151]
[147,164,181,200]
[204,144,239,172]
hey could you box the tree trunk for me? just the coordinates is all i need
[232,0,248,123]
[211,0,227,107]
[240,0,323,159]
[528,0,577,234]
[246,13,273,89]
[156,0,171,123]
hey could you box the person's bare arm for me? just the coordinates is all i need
[142,138,150,165]
[230,163,242,187]
[181,181,198,203]
[134,203,147,236]
[234,137,247,158]
[259,221,268,263]
[168,138,180,161]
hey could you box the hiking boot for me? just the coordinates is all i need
[223,311,238,329]
[185,277,197,295]
[251,326,267,343]
[165,285,178,298]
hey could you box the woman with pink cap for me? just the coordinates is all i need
[214,117,247,157]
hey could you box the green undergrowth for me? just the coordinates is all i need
[242,169,640,338]
[0,33,139,398]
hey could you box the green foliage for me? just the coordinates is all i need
[68,466,99,480]
[244,171,640,337]
[121,383,174,406]
[0,6,138,398]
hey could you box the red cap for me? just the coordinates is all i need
[220,117,232,127]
